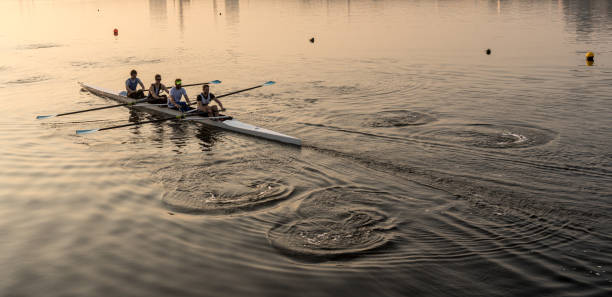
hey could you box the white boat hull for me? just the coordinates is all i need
[78,82,301,146]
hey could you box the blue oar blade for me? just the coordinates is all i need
[263,81,276,86]
[36,114,56,120]
[76,129,100,135]
[209,80,222,84]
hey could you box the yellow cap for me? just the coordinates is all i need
[586,52,595,58]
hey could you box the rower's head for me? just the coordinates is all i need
[130,69,137,78]
[175,78,182,88]
[202,84,209,93]
[155,74,162,82]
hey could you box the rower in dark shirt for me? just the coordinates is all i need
[125,69,145,99]
[147,74,169,104]
[196,84,225,117]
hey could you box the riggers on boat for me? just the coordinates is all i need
[78,82,302,146]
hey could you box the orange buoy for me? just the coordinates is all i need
[113,28,118,36]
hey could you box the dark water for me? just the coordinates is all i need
[1,0,612,296]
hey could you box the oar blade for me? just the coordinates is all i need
[76,129,100,135]
[263,81,276,86]
[36,114,56,120]
[209,80,222,84]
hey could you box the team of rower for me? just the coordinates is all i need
[125,69,225,117]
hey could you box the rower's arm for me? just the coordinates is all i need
[148,85,157,98]
[213,98,225,110]
[126,81,134,94]
[169,95,179,108]
[184,93,191,105]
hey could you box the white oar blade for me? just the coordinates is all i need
[36,114,56,120]
[209,80,222,84]
[76,129,100,135]
[263,81,276,86]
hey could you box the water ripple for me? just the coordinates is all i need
[156,153,298,215]
[413,123,556,149]
[7,75,50,84]
[363,110,437,127]
[268,187,397,261]
[17,43,62,50]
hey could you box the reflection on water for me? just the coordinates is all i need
[127,109,144,136]
[562,0,612,43]
[176,0,190,33]
[225,0,239,25]
[125,109,223,152]
[149,0,167,21]
[213,0,219,20]
[195,126,219,151]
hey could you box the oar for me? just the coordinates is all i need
[142,78,222,90]
[37,80,222,119]
[182,80,222,88]
[77,114,189,135]
[76,81,275,135]
[209,80,275,101]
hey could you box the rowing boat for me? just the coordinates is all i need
[78,82,301,146]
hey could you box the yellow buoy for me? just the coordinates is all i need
[586,51,595,62]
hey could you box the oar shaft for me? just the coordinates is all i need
[99,115,185,131]
[216,85,263,99]
[182,82,212,87]
[187,84,264,106]
[182,80,222,87]
[58,101,139,116]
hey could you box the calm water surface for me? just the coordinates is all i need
[1,0,612,296]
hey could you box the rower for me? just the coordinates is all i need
[147,74,169,104]
[196,84,225,117]
[168,78,192,112]
[125,69,145,99]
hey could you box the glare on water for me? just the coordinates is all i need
[1,1,612,296]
